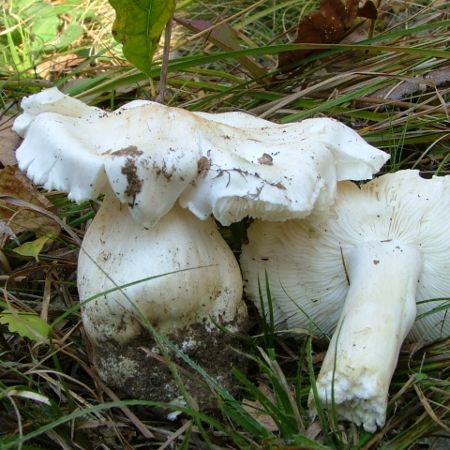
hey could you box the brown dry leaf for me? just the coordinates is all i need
[278,0,378,70]
[242,383,279,432]
[0,222,18,244]
[306,419,323,440]
[36,54,87,80]
[0,126,20,167]
[0,166,60,238]
[369,67,450,103]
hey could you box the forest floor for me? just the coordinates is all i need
[1,1,449,448]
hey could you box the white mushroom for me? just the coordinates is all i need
[77,193,246,401]
[13,87,388,402]
[241,170,450,431]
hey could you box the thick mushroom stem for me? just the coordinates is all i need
[77,192,247,402]
[311,240,422,432]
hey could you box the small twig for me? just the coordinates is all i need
[157,420,192,450]
[98,379,155,439]
[155,19,173,104]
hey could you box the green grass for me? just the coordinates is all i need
[1,0,450,448]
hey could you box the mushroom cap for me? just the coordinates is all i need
[14,88,389,227]
[180,116,389,225]
[12,87,102,137]
[241,170,450,341]
[13,89,202,227]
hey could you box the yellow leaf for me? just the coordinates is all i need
[13,235,50,261]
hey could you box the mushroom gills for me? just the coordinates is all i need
[240,170,450,432]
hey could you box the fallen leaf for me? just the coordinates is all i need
[13,235,50,261]
[35,54,87,80]
[0,308,51,343]
[242,383,279,432]
[278,0,377,70]
[0,222,18,245]
[306,419,323,440]
[366,68,450,103]
[0,166,60,238]
[243,399,279,432]
[0,126,20,167]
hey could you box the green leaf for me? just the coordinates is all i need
[55,22,84,49]
[0,309,51,343]
[29,3,61,50]
[13,235,50,260]
[109,0,176,75]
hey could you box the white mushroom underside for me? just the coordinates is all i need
[241,171,450,431]
[241,171,450,341]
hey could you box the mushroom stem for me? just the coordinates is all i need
[77,192,247,402]
[312,240,422,432]
[78,193,245,343]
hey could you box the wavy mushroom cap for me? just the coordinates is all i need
[241,170,450,341]
[14,87,389,228]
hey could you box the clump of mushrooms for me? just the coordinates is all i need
[241,170,450,431]
[13,87,388,404]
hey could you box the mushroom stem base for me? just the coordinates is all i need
[310,240,421,432]
[93,319,249,409]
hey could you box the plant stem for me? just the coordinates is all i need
[155,19,173,104]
